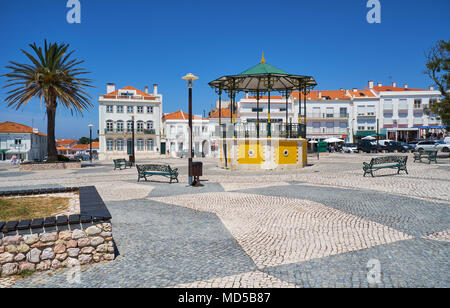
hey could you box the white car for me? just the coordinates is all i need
[341,143,357,153]
[415,140,449,152]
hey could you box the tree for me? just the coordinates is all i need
[424,40,450,129]
[2,41,93,161]
[78,137,90,144]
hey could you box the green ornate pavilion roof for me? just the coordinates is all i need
[209,53,317,93]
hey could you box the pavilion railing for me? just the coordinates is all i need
[218,123,305,139]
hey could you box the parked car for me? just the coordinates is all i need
[357,141,384,153]
[415,140,441,153]
[435,140,450,152]
[342,143,357,153]
[384,141,409,153]
[444,136,450,145]
[377,139,393,147]
[74,154,90,161]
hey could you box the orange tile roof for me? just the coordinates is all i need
[91,142,99,148]
[292,90,352,100]
[57,146,70,151]
[209,108,232,118]
[0,121,47,136]
[246,95,285,100]
[56,139,77,146]
[103,85,156,100]
[163,110,201,120]
[346,89,377,98]
[71,144,89,150]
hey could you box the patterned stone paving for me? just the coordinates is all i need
[0,153,449,288]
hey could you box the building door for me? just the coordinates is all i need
[127,140,133,155]
[160,142,166,155]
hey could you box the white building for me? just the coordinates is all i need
[0,121,47,161]
[98,84,163,160]
[163,110,216,158]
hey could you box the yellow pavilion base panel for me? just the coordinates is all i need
[217,138,307,171]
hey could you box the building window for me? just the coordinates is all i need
[340,107,347,117]
[117,139,123,151]
[137,121,144,133]
[252,108,263,112]
[137,106,143,113]
[117,121,124,132]
[147,121,153,130]
[429,99,438,108]
[127,106,134,113]
[279,107,286,112]
[117,106,123,113]
[146,139,153,151]
[137,139,144,151]
[106,139,113,151]
[147,106,153,113]
[127,120,133,132]
[106,121,113,132]
[106,105,113,113]
[194,126,200,137]
[202,126,207,133]
[170,125,175,135]
[414,99,422,109]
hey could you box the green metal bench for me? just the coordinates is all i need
[136,164,179,183]
[113,158,133,170]
[363,156,408,177]
[413,150,437,164]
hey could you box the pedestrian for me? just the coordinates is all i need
[11,154,17,165]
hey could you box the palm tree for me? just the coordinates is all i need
[2,40,93,161]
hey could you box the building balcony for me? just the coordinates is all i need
[356,113,376,118]
[398,103,409,111]
[383,103,393,111]
[413,118,423,126]
[307,113,349,120]
[104,129,156,135]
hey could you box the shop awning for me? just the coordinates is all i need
[414,126,446,129]
[0,149,8,154]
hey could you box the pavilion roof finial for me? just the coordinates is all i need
[260,51,266,64]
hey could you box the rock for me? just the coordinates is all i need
[100,232,112,238]
[19,262,35,272]
[39,232,58,242]
[0,239,2,246]
[93,253,102,262]
[6,245,17,253]
[103,254,115,261]
[72,230,86,240]
[2,263,18,276]
[102,223,112,232]
[78,254,92,265]
[51,259,62,269]
[67,248,80,258]
[41,248,55,260]
[90,237,104,247]
[23,234,39,245]
[54,243,66,254]
[0,247,4,253]
[26,248,42,263]
[66,240,77,248]
[86,226,101,236]
[108,247,115,253]
[0,252,14,264]
[96,244,108,253]
[56,253,68,261]
[81,247,95,254]
[59,230,72,241]
[63,257,80,268]
[36,260,51,271]
[77,238,90,247]
[17,243,30,253]
[2,235,22,246]
[14,253,26,262]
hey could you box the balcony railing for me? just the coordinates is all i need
[104,129,156,135]
[383,103,393,110]
[307,113,349,119]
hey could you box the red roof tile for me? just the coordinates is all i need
[163,110,201,120]
[0,121,46,136]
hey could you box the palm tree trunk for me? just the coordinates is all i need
[46,103,58,161]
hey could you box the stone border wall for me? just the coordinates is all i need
[19,161,81,171]
[0,186,114,277]
[0,222,114,276]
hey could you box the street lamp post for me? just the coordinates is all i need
[88,124,93,163]
[182,73,199,185]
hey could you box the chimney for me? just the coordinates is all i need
[429,86,434,91]
[353,88,357,92]
[368,80,374,89]
[106,83,115,94]
[153,84,158,96]
[144,86,149,94]
[404,83,408,88]
[392,82,397,87]
[318,91,322,99]
[377,82,382,87]
[245,92,249,99]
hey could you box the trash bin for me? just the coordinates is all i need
[318,141,327,153]
[129,155,135,163]
[191,162,203,187]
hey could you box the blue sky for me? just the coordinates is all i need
[0,0,449,139]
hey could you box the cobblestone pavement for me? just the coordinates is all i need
[0,152,449,288]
